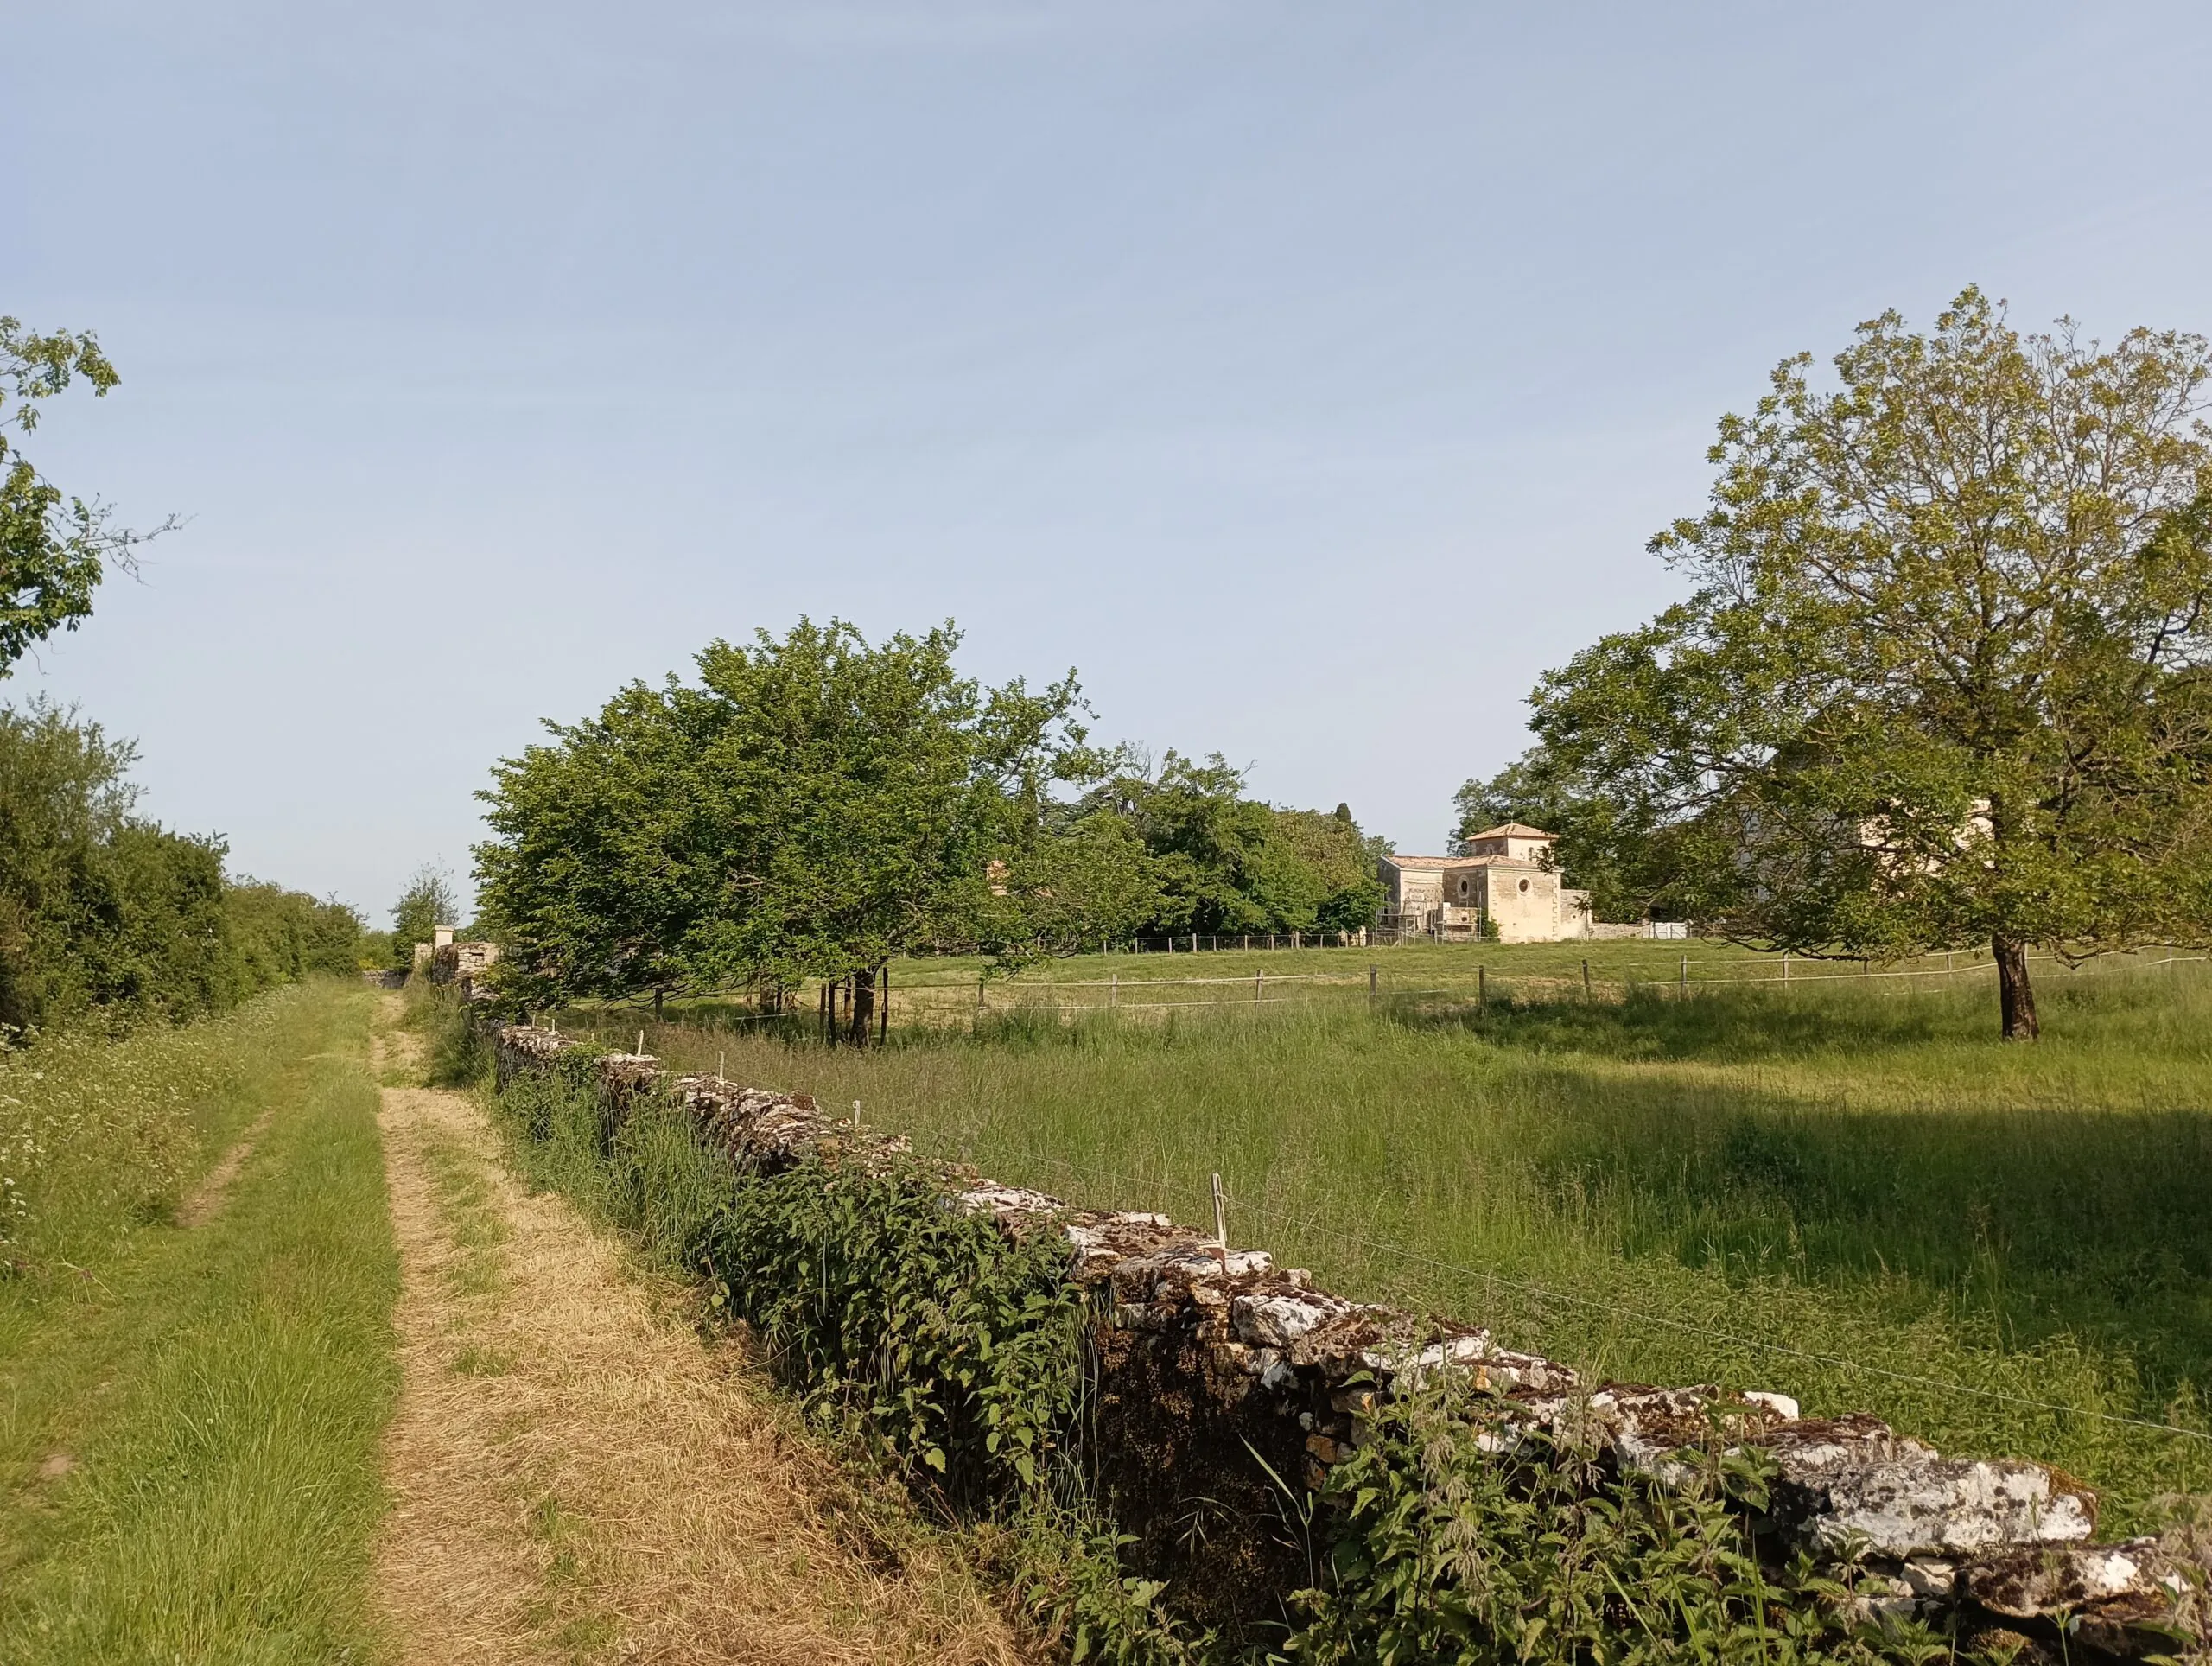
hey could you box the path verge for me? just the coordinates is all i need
[373,1033,1027,1663]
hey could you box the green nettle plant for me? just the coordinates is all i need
[1285,1386,1968,1666]
[701,1154,1089,1501]
[1471,289,2212,1039]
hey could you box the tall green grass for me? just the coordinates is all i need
[0,983,398,1664]
[0,989,326,1269]
[613,960,2212,1530]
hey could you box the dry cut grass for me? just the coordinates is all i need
[374,1063,1028,1664]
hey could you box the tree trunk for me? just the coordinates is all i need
[653,987,664,1021]
[849,966,876,1047]
[1993,935,2039,1040]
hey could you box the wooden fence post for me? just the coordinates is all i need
[1369,963,1377,1007]
[1478,965,1487,1010]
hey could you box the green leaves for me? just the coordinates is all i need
[697,1150,1088,1506]
[1287,1389,1985,1666]
[1500,289,2212,1033]
[474,618,1096,1009]
[0,702,336,1033]
[1061,753,1387,941]
[0,316,172,677]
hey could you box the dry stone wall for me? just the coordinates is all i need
[493,1025,2204,1658]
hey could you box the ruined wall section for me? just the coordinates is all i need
[493,1025,2202,1657]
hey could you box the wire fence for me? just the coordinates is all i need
[925,947,2211,1018]
[563,946,2212,1032]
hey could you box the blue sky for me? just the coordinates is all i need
[8,1,2210,923]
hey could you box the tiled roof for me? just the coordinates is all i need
[1465,823,1554,840]
[1382,852,1545,868]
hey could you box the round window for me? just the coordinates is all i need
[1518,878,1529,893]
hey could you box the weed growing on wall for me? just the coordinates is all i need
[703,1156,1084,1497]
[1285,1382,1984,1666]
[402,981,495,1088]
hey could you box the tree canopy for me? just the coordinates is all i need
[475,620,1093,1028]
[0,318,171,676]
[1478,289,2212,1037]
[1071,754,1386,939]
[474,621,1389,1030]
[388,864,464,972]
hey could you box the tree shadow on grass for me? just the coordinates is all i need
[1378,977,2212,1404]
[1394,981,2011,1063]
[1461,1052,2212,1412]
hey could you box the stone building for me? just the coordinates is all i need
[421,925,502,991]
[1377,824,1594,943]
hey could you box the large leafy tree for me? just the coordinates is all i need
[995,805,1167,959]
[1,318,171,674]
[677,620,1088,1035]
[474,689,709,1003]
[385,862,467,974]
[475,620,1095,1036]
[1507,289,2212,1038]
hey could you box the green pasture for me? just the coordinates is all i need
[582,943,2212,1530]
[619,937,2179,1032]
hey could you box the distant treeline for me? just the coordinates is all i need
[0,702,361,1036]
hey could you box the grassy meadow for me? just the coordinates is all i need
[0,982,398,1664]
[569,941,2212,1532]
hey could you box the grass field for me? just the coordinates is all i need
[570,941,2212,1532]
[0,982,398,1663]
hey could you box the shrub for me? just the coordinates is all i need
[0,701,359,1035]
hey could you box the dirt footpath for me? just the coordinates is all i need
[371,1014,1025,1665]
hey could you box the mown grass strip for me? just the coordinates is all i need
[0,984,399,1665]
